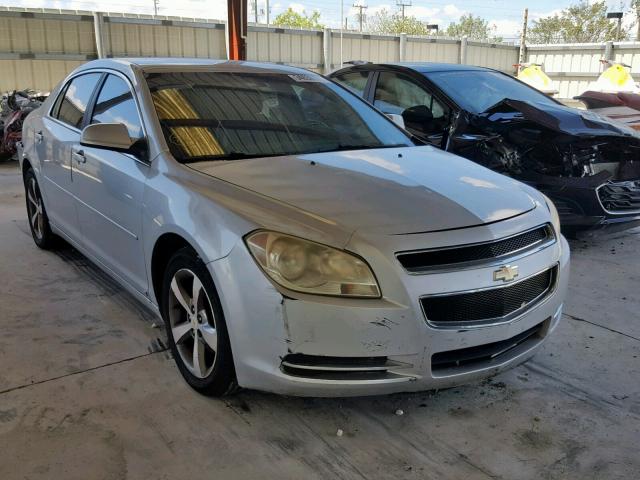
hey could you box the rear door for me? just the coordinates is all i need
[39,73,102,241]
[71,73,150,294]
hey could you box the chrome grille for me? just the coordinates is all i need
[421,266,557,327]
[598,181,640,213]
[397,225,554,273]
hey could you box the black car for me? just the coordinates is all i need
[329,62,640,233]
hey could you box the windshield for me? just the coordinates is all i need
[428,70,559,114]
[146,71,412,163]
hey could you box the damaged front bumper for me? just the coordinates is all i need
[523,173,640,232]
[208,215,570,397]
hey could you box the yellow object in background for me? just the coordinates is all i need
[591,62,639,93]
[516,64,558,95]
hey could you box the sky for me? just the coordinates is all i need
[1,0,636,41]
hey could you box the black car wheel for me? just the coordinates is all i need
[24,168,57,249]
[161,248,237,396]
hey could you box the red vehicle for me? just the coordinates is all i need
[0,90,46,160]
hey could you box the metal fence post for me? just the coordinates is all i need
[399,33,407,62]
[93,12,105,58]
[604,40,614,61]
[323,28,333,74]
[460,36,468,64]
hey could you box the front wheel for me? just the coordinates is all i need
[161,248,237,396]
[24,168,56,249]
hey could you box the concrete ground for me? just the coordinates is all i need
[0,161,638,480]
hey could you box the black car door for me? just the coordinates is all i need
[370,70,452,148]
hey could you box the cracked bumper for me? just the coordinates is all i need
[208,234,570,397]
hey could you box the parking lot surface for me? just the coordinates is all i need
[0,162,638,480]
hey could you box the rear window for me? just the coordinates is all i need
[55,73,102,129]
[145,71,411,163]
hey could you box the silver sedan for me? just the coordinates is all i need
[18,59,569,396]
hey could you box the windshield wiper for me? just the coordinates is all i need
[182,144,410,163]
[183,152,285,163]
[313,143,409,154]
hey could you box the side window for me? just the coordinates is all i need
[90,74,143,140]
[50,85,68,119]
[55,73,102,129]
[333,71,369,97]
[374,71,450,137]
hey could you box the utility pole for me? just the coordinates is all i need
[252,0,258,23]
[227,0,247,60]
[353,2,367,32]
[153,0,159,16]
[607,11,623,42]
[617,16,622,41]
[518,8,528,72]
[340,0,344,67]
[635,0,640,40]
[266,0,270,26]
[396,0,411,20]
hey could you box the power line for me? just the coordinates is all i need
[396,0,412,20]
[352,2,367,32]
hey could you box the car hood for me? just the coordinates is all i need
[188,146,537,235]
[481,98,640,138]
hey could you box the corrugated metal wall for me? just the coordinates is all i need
[527,42,640,99]
[1,7,523,93]
[405,38,460,64]
[330,32,400,68]
[467,42,518,72]
[0,9,232,91]
[105,19,226,58]
[247,27,323,69]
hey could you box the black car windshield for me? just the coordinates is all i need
[146,71,412,163]
[428,70,559,114]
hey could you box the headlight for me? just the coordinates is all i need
[245,231,381,298]
[541,193,561,235]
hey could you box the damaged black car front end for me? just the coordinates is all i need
[328,63,640,234]
[447,98,640,233]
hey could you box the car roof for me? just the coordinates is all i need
[334,62,493,74]
[74,58,314,75]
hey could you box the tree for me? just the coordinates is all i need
[446,14,502,42]
[273,8,324,29]
[368,8,433,35]
[528,1,625,44]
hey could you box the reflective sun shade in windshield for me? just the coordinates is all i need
[145,71,411,162]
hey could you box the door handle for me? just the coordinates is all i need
[35,131,43,144]
[72,149,86,164]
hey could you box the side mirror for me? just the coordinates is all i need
[386,113,406,129]
[81,123,135,151]
[402,105,434,133]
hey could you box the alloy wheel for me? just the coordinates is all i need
[26,177,44,241]
[168,268,218,378]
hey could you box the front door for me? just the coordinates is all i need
[71,74,149,294]
[372,71,451,147]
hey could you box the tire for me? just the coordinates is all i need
[161,248,237,396]
[24,167,57,249]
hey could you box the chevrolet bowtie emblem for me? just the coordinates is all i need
[493,265,519,282]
